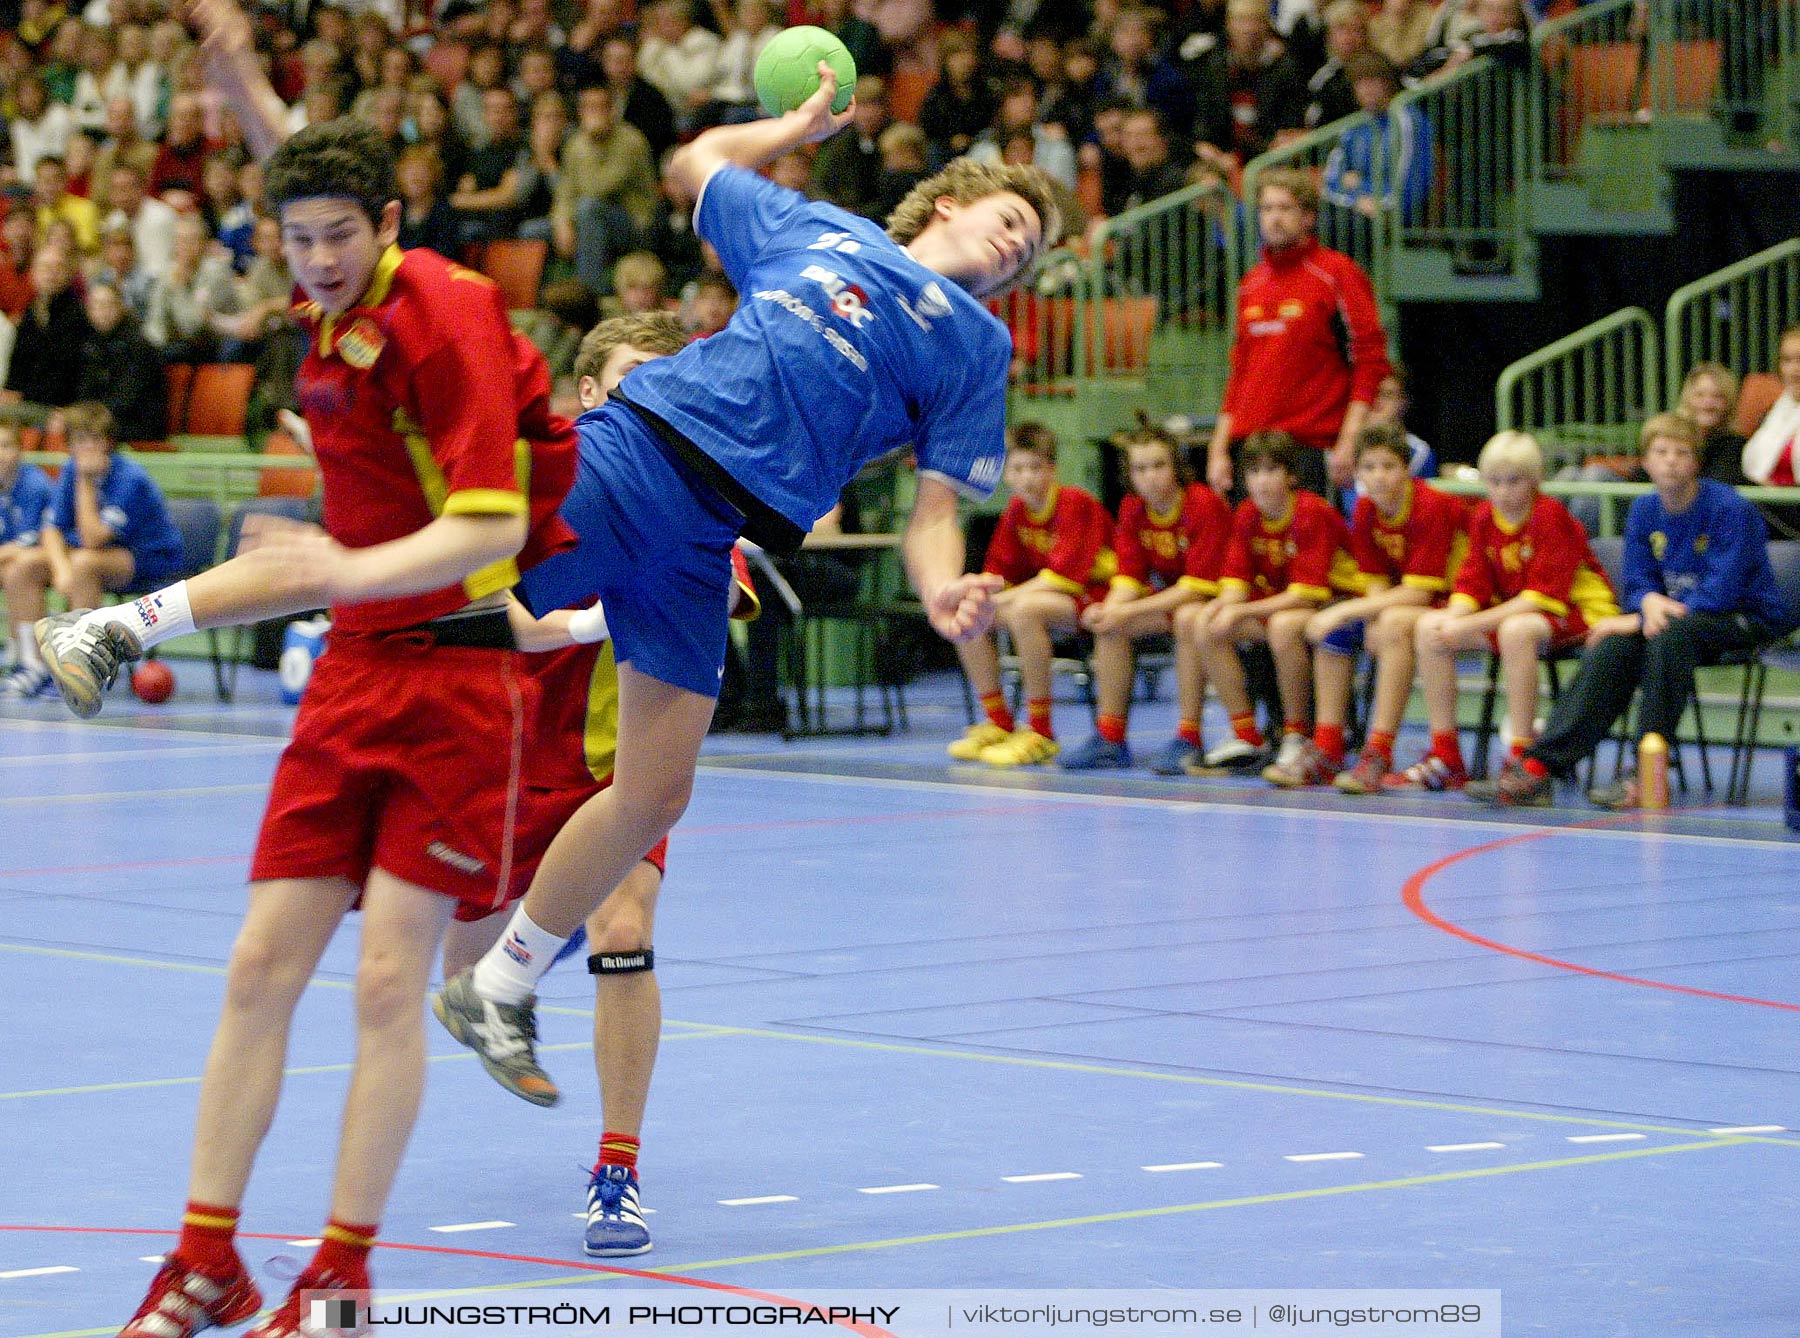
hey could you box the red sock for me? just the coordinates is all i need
[1509,738,1529,760]
[1314,723,1346,765]
[979,691,1014,732]
[1178,718,1202,747]
[1521,756,1550,779]
[1027,697,1053,739]
[308,1219,377,1284]
[1431,730,1466,771]
[174,1200,242,1279]
[1283,720,1308,739]
[1230,713,1264,747]
[1366,729,1396,763]
[598,1130,641,1174]
[1096,712,1127,745]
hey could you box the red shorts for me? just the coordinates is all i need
[494,780,670,915]
[1484,609,1589,654]
[250,632,535,920]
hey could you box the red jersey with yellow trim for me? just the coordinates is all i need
[983,484,1115,601]
[291,245,576,634]
[1112,482,1232,597]
[1349,479,1470,598]
[1451,494,1618,621]
[1221,489,1360,601]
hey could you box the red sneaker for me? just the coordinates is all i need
[120,1258,261,1338]
[245,1270,371,1338]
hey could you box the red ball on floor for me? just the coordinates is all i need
[131,660,175,704]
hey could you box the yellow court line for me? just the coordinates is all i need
[7,939,1797,1145]
[20,1134,1743,1329]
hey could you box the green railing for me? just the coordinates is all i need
[1532,0,1641,181]
[1390,54,1532,286]
[1645,0,1800,139]
[1495,307,1660,468]
[1665,238,1800,393]
[23,450,317,511]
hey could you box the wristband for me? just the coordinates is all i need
[566,602,610,644]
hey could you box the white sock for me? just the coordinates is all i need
[13,624,43,672]
[470,907,568,1004]
[80,581,195,651]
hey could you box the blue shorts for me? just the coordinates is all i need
[519,405,739,697]
[1319,619,1366,658]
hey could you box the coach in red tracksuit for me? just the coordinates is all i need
[1206,166,1391,500]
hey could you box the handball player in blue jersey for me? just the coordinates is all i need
[436,64,1063,1101]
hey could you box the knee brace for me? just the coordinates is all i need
[588,948,654,975]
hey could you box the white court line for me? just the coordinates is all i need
[0,1266,79,1279]
[1427,1143,1506,1153]
[1709,1125,1785,1134]
[1142,1161,1223,1172]
[857,1183,939,1195]
[0,742,284,768]
[427,1221,514,1233]
[0,783,267,808]
[286,1238,322,1247]
[1285,1152,1364,1163]
[1001,1172,1081,1183]
[1567,1134,1646,1144]
[719,1196,797,1206]
[706,763,1800,851]
[138,1256,164,1264]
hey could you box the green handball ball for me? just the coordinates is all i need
[754,25,857,117]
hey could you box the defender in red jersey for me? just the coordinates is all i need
[1058,418,1231,774]
[1268,424,1471,790]
[50,28,581,1331]
[948,421,1115,767]
[1396,431,1619,792]
[441,313,754,1262]
[1191,431,1361,776]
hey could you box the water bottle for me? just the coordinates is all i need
[279,616,331,704]
[1638,732,1670,810]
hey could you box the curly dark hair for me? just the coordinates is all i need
[264,117,397,224]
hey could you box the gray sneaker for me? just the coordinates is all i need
[432,969,561,1106]
[34,612,142,719]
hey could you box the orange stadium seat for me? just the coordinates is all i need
[164,362,195,436]
[885,68,936,125]
[479,238,549,311]
[1735,372,1782,439]
[184,364,256,438]
[258,429,320,499]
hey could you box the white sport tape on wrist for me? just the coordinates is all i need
[566,602,610,644]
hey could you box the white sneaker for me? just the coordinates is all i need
[1195,736,1269,772]
[0,665,53,700]
[1270,731,1308,771]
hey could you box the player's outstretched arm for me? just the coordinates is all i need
[665,61,854,200]
[904,474,1003,643]
[188,0,289,159]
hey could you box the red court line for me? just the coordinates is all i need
[1401,826,1800,1012]
[0,1226,895,1336]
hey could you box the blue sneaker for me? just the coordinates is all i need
[1147,738,1199,776]
[585,1164,652,1257]
[1059,735,1132,770]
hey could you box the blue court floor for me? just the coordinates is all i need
[1,667,1797,1337]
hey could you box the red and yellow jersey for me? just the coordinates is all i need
[527,547,757,791]
[1112,482,1232,597]
[1221,489,1360,602]
[291,245,576,634]
[1349,479,1470,598]
[1451,494,1619,622]
[983,484,1116,601]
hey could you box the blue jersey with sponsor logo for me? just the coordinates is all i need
[1,462,53,546]
[619,166,1013,528]
[49,453,184,578]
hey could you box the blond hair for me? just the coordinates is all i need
[885,158,1064,287]
[1477,430,1544,483]
[574,312,687,383]
[1640,411,1702,456]
[1680,360,1739,413]
[1256,166,1321,215]
[62,401,118,444]
[610,249,667,294]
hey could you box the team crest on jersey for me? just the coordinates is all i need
[1650,530,1667,560]
[1279,299,1305,319]
[800,265,876,328]
[334,317,386,369]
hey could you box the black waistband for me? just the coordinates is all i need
[615,394,807,558]
[393,607,517,649]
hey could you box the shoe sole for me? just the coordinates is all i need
[431,991,561,1107]
[34,623,106,720]
[584,1239,654,1258]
